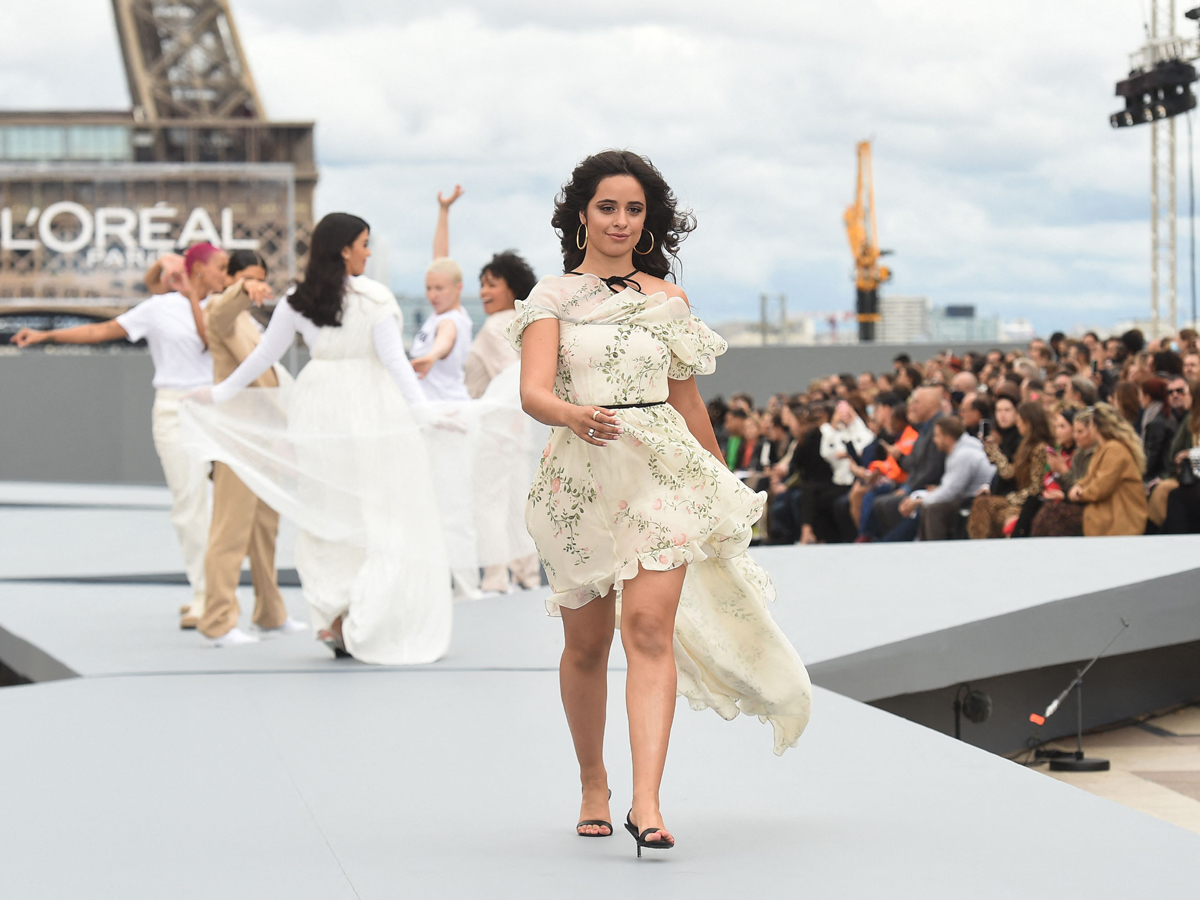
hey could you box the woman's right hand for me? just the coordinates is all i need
[985,432,1000,448]
[1176,449,1191,465]
[568,405,622,447]
[11,328,47,347]
[437,185,464,209]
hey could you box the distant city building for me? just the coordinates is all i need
[878,295,929,343]
[714,315,817,347]
[1003,318,1037,343]
[928,305,1003,343]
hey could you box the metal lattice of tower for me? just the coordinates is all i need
[1151,0,1179,337]
[110,0,264,122]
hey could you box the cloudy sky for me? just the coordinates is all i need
[0,0,1183,333]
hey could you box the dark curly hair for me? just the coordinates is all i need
[479,250,537,301]
[551,150,695,280]
[289,212,369,328]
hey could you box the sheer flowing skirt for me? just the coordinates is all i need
[528,404,812,754]
[182,358,453,664]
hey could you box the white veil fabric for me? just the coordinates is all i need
[180,364,545,632]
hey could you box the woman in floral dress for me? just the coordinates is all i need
[509,151,811,855]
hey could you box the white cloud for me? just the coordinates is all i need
[1,0,1190,332]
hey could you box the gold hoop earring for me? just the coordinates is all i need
[634,230,655,256]
[576,222,588,250]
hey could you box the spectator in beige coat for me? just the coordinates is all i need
[1068,403,1148,536]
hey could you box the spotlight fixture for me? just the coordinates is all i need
[1110,60,1199,129]
[952,684,992,741]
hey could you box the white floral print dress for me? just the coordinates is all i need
[508,274,811,754]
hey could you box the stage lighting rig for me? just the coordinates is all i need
[1111,4,1200,337]
[1110,60,1198,128]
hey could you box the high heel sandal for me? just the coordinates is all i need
[576,788,612,837]
[624,810,674,858]
[318,620,351,659]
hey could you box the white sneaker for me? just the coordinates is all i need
[205,627,260,648]
[252,617,309,638]
[479,584,516,599]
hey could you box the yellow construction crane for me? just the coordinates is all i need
[843,140,892,342]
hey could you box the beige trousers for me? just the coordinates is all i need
[200,462,287,638]
[480,554,542,592]
[151,389,210,613]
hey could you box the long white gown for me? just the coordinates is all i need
[181,276,453,664]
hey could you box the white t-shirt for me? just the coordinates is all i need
[410,306,473,401]
[116,292,214,390]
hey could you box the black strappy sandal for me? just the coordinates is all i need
[318,619,351,659]
[576,788,613,837]
[624,810,674,858]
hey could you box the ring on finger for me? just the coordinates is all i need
[588,428,596,437]
[592,410,601,421]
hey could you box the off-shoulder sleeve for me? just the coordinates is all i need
[656,303,728,379]
[505,277,562,350]
[625,292,728,379]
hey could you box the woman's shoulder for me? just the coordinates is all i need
[637,274,689,305]
[347,275,396,305]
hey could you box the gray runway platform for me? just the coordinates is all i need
[2,483,1198,897]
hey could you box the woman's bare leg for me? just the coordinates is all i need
[560,593,616,834]
[620,565,686,844]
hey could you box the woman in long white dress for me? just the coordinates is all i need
[511,152,810,856]
[184,213,452,665]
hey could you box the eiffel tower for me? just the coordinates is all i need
[0,1,315,309]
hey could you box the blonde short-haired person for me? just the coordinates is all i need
[13,246,216,629]
[409,186,473,401]
[434,186,542,594]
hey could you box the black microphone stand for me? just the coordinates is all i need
[1034,618,1129,773]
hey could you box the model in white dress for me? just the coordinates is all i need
[509,273,812,753]
[183,275,453,665]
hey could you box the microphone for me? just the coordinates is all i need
[1028,618,1128,727]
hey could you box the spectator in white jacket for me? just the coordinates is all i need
[819,400,876,485]
[902,416,998,541]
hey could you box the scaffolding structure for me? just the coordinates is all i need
[1151,1,1180,337]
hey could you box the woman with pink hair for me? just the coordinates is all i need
[11,243,231,627]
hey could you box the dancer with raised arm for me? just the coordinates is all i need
[183,214,452,664]
[434,188,544,594]
[410,185,473,401]
[508,151,811,857]
[12,245,221,629]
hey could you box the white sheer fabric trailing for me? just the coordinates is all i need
[180,277,540,663]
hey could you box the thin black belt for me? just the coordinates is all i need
[601,401,667,409]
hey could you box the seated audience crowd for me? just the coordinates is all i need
[707,328,1200,543]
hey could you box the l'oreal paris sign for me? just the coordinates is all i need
[0,203,259,268]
